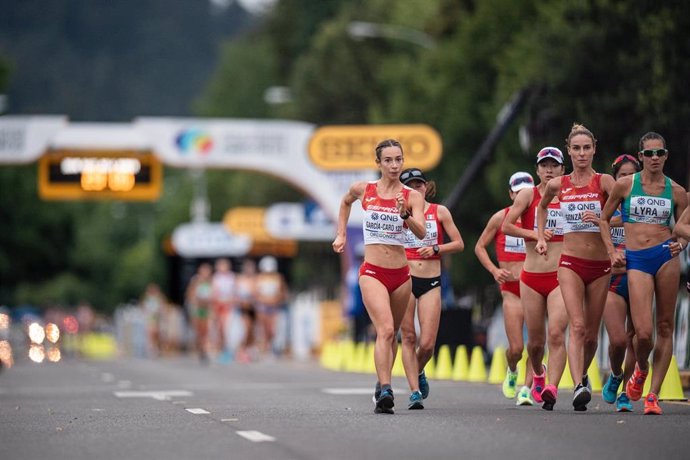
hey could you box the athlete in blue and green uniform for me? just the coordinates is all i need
[600,132,688,415]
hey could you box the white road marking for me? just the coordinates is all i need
[101,373,115,383]
[114,390,193,401]
[221,418,239,422]
[236,431,276,442]
[322,388,404,395]
[185,408,210,415]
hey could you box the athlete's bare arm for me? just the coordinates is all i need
[475,210,511,283]
[502,188,536,240]
[599,177,630,267]
[332,181,366,254]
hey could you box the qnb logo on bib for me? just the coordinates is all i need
[563,201,601,232]
[630,196,672,223]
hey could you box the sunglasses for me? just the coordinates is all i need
[612,154,640,168]
[640,148,668,158]
[400,169,424,182]
[510,176,533,188]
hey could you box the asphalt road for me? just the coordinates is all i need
[1,355,690,460]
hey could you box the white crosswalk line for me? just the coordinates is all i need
[185,408,210,415]
[236,431,276,442]
[114,390,193,400]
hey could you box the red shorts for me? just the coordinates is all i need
[500,280,521,298]
[213,302,232,318]
[520,270,559,298]
[359,262,410,294]
[559,254,612,286]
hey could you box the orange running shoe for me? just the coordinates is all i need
[625,363,648,401]
[644,393,662,415]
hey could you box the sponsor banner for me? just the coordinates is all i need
[0,116,68,164]
[135,117,375,221]
[308,124,442,171]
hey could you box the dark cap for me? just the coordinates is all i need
[400,168,427,185]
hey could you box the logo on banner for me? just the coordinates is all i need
[175,128,213,155]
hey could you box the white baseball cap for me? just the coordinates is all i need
[508,171,534,192]
[536,146,564,164]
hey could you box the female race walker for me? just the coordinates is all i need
[332,139,426,414]
[186,263,213,363]
[235,259,258,363]
[601,154,640,412]
[600,132,687,415]
[475,171,535,405]
[537,123,616,411]
[502,146,568,411]
[399,168,464,410]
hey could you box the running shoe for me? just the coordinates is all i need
[372,381,381,403]
[217,350,233,364]
[615,392,633,412]
[644,393,662,415]
[573,383,592,411]
[516,386,534,406]
[602,373,624,404]
[502,369,518,399]
[408,391,424,410]
[625,363,648,401]
[582,373,592,392]
[375,389,395,414]
[531,371,545,404]
[419,370,430,399]
[541,384,558,411]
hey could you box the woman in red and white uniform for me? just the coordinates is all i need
[399,168,464,410]
[502,147,568,411]
[332,139,426,415]
[211,258,236,363]
[537,123,616,411]
[475,171,534,406]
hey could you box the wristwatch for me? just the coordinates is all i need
[432,244,440,255]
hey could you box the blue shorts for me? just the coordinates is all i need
[625,240,674,276]
[608,274,629,303]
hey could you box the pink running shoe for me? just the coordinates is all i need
[541,384,558,411]
[531,372,545,404]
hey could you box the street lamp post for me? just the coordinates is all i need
[347,21,436,50]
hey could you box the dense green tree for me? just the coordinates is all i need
[0,0,252,120]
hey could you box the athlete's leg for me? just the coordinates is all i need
[582,274,611,374]
[502,291,525,373]
[545,287,568,388]
[415,288,442,371]
[627,270,656,372]
[623,314,636,383]
[603,291,629,376]
[360,276,397,386]
[520,283,547,376]
[558,267,586,386]
[649,258,681,395]
[400,293,420,392]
